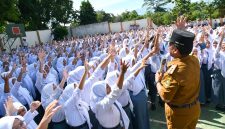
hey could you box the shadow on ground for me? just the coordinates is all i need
[149,103,225,129]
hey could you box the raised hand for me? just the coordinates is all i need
[21,66,27,74]
[38,49,46,62]
[62,69,69,80]
[109,47,116,57]
[139,59,148,70]
[156,27,162,35]
[120,60,129,74]
[37,100,62,129]
[84,61,90,72]
[1,73,10,81]
[30,101,41,112]
[12,63,17,71]
[175,16,187,30]
[72,57,78,65]
[4,96,17,116]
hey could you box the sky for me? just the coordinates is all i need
[73,0,207,15]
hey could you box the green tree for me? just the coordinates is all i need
[79,0,97,25]
[142,0,171,12]
[129,10,139,20]
[96,10,114,22]
[0,0,20,32]
[113,15,123,22]
[51,0,76,26]
[213,0,225,17]
[18,0,76,30]
[52,26,68,40]
[172,0,191,17]
[162,12,174,25]
[121,11,131,21]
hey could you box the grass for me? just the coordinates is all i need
[149,103,225,129]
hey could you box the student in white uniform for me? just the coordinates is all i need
[105,59,148,129]
[90,60,130,129]
[14,56,36,99]
[10,66,33,109]
[35,50,57,95]
[129,30,160,129]
[212,31,225,111]
[63,62,91,129]
[41,69,69,129]
[13,101,41,129]
[46,55,60,84]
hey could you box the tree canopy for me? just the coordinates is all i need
[79,0,97,25]
[142,0,171,12]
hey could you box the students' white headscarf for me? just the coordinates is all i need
[105,71,134,112]
[90,81,107,113]
[56,57,67,73]
[90,81,129,129]
[67,66,85,84]
[0,116,24,129]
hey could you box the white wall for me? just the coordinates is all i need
[122,21,135,31]
[72,22,109,36]
[71,18,155,36]
[38,30,52,43]
[110,22,121,33]
[136,19,148,29]
[25,31,39,47]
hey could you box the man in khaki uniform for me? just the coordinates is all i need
[155,17,201,129]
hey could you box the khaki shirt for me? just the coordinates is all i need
[159,55,200,105]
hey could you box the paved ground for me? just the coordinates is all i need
[149,103,225,129]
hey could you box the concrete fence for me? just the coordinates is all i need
[1,18,155,52]
[71,18,156,36]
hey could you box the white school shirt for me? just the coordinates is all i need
[41,83,65,122]
[15,67,36,99]
[116,74,135,108]
[125,61,146,96]
[94,87,122,128]
[148,54,161,73]
[63,88,91,128]
[35,71,56,93]
[50,67,60,84]
[214,50,225,77]
[23,110,38,129]
[11,81,33,106]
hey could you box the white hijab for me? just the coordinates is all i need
[90,81,129,129]
[0,116,24,129]
[60,83,92,129]
[67,66,85,84]
[56,57,67,72]
[105,71,134,112]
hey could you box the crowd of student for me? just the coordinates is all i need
[0,17,224,129]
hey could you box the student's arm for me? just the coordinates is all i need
[78,62,88,90]
[37,100,62,129]
[2,74,10,93]
[38,50,46,73]
[8,63,17,78]
[58,69,69,89]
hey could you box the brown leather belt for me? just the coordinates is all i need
[167,100,198,108]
